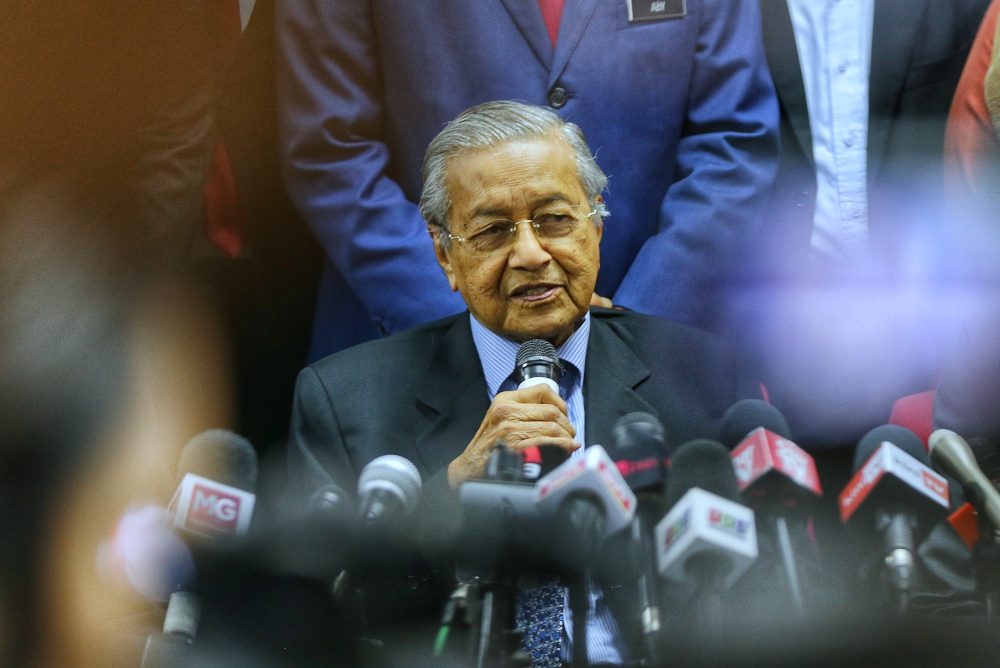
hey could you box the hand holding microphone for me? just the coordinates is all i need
[448,339,581,488]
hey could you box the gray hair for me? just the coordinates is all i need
[419,100,609,249]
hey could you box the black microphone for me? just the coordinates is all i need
[144,429,260,668]
[611,412,668,663]
[719,399,791,449]
[654,439,757,661]
[514,338,562,392]
[720,400,822,617]
[356,455,422,527]
[839,425,950,614]
[514,339,567,482]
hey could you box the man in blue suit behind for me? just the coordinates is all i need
[277,0,779,360]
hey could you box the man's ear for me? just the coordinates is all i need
[429,225,459,292]
[593,194,604,244]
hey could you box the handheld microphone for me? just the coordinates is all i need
[929,429,1000,537]
[357,455,422,526]
[839,425,950,611]
[514,338,562,393]
[514,339,568,481]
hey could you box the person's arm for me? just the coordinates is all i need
[611,0,780,330]
[275,0,465,336]
[945,0,1000,199]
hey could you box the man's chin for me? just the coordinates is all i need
[502,310,586,347]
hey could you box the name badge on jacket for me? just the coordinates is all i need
[627,0,686,22]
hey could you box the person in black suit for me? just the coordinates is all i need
[288,100,751,499]
[741,0,991,453]
[288,101,754,665]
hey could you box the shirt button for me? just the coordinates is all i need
[851,209,861,219]
[838,62,847,73]
[548,87,568,109]
[844,135,854,147]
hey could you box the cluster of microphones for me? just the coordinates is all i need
[109,339,1000,667]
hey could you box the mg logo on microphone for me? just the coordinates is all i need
[188,482,242,533]
[171,473,256,538]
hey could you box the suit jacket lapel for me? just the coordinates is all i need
[413,315,491,476]
[549,0,600,86]
[759,0,814,166]
[868,0,928,182]
[499,0,555,70]
[583,316,655,453]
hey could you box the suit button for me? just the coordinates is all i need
[548,87,568,109]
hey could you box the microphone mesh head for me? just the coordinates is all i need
[666,439,738,508]
[357,455,422,514]
[612,412,666,451]
[719,399,791,448]
[853,424,928,472]
[177,429,258,493]
[515,339,559,368]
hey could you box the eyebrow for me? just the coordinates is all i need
[468,194,576,221]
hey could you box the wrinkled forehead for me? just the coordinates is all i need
[445,135,585,221]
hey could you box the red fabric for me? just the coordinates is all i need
[944,0,1000,198]
[888,390,936,449]
[537,0,564,47]
[205,141,243,258]
[204,0,244,257]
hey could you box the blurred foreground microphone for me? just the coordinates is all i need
[145,430,259,668]
[536,444,636,568]
[169,429,258,539]
[655,440,757,597]
[839,425,950,613]
[929,429,1000,537]
[654,439,756,661]
[723,400,821,616]
[612,412,668,662]
[357,455,421,526]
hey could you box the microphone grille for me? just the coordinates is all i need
[515,338,560,368]
[666,439,738,507]
[854,424,928,472]
[612,412,666,449]
[719,399,791,448]
[358,455,422,513]
[177,429,258,493]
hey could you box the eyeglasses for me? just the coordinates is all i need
[447,204,597,257]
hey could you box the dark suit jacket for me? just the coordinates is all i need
[288,306,755,649]
[758,0,990,263]
[289,307,753,497]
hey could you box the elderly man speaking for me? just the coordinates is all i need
[289,101,755,664]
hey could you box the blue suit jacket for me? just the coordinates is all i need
[277,0,779,361]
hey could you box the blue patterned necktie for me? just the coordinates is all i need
[515,578,564,668]
[507,360,578,667]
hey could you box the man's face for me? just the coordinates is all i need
[432,133,602,347]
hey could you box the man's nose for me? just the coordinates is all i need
[508,220,551,269]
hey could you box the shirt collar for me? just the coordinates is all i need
[470,311,590,399]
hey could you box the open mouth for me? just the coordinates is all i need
[511,284,561,302]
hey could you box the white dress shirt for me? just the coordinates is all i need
[787,0,875,262]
